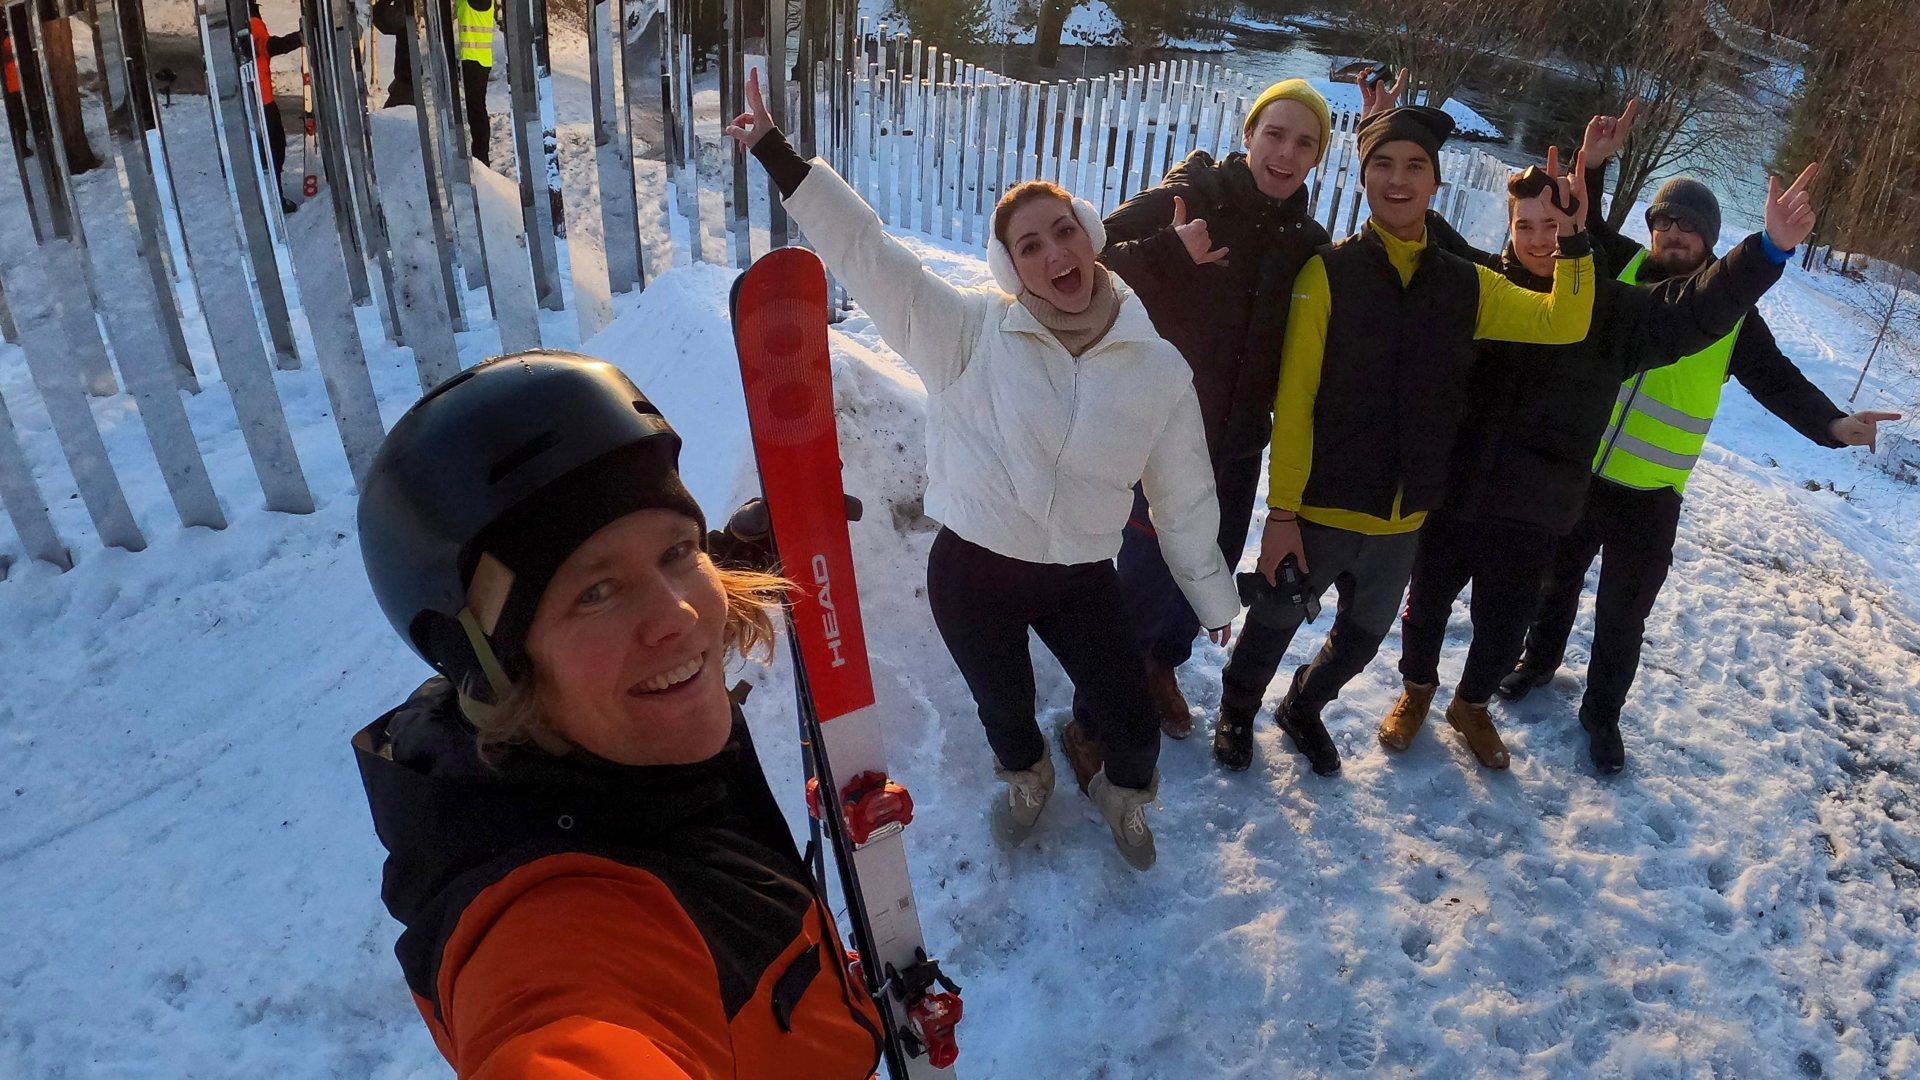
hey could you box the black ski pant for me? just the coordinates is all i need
[1117,451,1264,668]
[1519,479,1683,718]
[4,89,27,158]
[263,101,287,191]
[1398,513,1555,704]
[1220,520,1421,716]
[926,527,1158,791]
[462,59,490,164]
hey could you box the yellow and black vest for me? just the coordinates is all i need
[1591,250,1742,493]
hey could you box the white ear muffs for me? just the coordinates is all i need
[987,196,1107,294]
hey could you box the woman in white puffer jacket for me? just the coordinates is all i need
[728,71,1237,871]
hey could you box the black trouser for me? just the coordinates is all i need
[4,89,28,158]
[1221,520,1421,716]
[262,101,287,190]
[461,59,490,163]
[926,528,1158,790]
[1116,451,1264,668]
[1398,513,1555,704]
[1519,479,1683,718]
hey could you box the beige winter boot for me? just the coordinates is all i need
[1445,697,1512,770]
[1378,680,1439,751]
[1087,768,1159,871]
[990,753,1056,845]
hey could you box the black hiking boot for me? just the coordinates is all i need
[1212,703,1256,771]
[1496,662,1554,701]
[1277,677,1341,776]
[1579,701,1625,774]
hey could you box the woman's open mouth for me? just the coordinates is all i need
[1050,265,1085,296]
[629,655,706,697]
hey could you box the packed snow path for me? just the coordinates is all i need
[2,235,1917,1076]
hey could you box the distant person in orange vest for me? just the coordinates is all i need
[247,1,304,213]
[3,25,30,159]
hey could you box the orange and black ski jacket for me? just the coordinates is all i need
[353,678,885,1079]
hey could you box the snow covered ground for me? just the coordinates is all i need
[2,196,1918,1078]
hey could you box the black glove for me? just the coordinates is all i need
[706,494,865,573]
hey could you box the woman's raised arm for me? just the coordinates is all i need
[728,69,984,392]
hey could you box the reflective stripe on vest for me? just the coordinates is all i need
[457,0,493,65]
[4,37,18,95]
[1590,249,1742,494]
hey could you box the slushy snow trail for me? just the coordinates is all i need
[0,218,1916,1075]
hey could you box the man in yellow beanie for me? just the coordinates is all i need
[1054,80,1333,788]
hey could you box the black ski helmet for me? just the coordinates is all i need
[358,351,706,699]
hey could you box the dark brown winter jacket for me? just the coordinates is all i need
[353,678,884,1078]
[1100,151,1330,464]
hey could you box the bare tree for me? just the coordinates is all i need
[1343,0,1547,107]
[1549,0,1765,230]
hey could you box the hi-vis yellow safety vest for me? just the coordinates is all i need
[456,0,493,66]
[1591,249,1743,494]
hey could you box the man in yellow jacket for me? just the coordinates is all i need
[1213,107,1596,774]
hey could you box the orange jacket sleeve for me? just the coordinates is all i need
[438,855,734,1079]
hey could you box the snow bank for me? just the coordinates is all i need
[1233,14,1301,34]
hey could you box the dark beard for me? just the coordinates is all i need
[1651,247,1708,276]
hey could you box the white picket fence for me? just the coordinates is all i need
[831,25,1513,252]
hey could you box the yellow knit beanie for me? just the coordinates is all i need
[1243,79,1331,165]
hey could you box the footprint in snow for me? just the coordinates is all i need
[1400,925,1434,963]
[1492,988,1582,1055]
[1335,1000,1381,1070]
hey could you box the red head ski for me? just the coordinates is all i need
[732,247,960,1079]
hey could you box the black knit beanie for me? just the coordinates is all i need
[1645,177,1721,245]
[1357,106,1455,181]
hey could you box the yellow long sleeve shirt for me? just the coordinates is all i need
[1268,221,1596,535]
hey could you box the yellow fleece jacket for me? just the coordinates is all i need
[1268,220,1596,535]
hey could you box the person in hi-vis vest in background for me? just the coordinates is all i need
[454,0,494,164]
[372,0,493,165]
[1502,101,1900,774]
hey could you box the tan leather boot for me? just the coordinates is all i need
[1445,697,1512,769]
[990,753,1056,845]
[1378,680,1439,751]
[1087,768,1158,871]
[1144,659,1194,739]
[1059,718,1105,796]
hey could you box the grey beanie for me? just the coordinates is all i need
[1645,177,1721,245]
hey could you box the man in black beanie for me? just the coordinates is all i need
[1498,100,1898,774]
[1211,108,1598,775]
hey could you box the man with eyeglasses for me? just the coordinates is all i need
[1500,101,1899,773]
